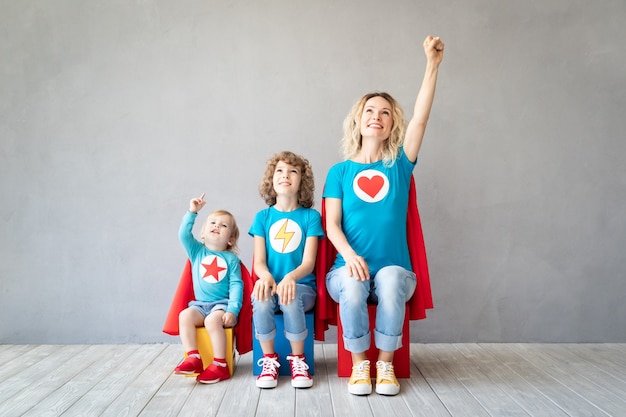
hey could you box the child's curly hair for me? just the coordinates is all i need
[259,151,315,208]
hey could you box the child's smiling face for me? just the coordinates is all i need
[272,160,302,197]
[201,213,235,251]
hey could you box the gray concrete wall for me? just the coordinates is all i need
[1,0,624,344]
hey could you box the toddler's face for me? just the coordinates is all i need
[202,214,235,251]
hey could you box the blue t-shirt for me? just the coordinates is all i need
[323,150,416,274]
[248,206,324,288]
[179,211,244,315]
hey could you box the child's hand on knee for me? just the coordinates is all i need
[277,275,297,305]
[222,312,236,327]
[253,276,277,301]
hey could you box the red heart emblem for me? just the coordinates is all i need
[357,175,384,198]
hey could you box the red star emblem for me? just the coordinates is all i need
[201,257,226,282]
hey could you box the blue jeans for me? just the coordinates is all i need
[252,284,316,342]
[326,265,416,353]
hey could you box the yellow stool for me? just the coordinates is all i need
[184,327,235,376]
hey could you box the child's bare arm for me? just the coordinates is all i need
[276,235,318,305]
[252,236,277,301]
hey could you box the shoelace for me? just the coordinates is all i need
[257,356,280,377]
[351,360,371,382]
[375,360,395,382]
[286,356,310,377]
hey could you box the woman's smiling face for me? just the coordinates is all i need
[360,96,393,140]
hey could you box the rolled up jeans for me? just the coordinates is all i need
[326,265,416,353]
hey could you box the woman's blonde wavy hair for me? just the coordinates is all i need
[259,151,315,208]
[341,92,406,167]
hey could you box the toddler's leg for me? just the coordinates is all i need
[204,310,226,358]
[196,310,231,384]
[174,307,205,374]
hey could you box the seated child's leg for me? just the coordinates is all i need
[290,340,305,355]
[204,310,226,358]
[174,307,206,374]
[178,306,205,351]
[279,284,315,342]
[253,295,281,388]
[281,284,315,389]
[252,295,279,351]
[196,306,232,384]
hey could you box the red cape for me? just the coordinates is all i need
[162,259,254,355]
[314,177,433,341]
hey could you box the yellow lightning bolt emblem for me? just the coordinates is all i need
[275,220,295,253]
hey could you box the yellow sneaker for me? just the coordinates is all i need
[348,360,372,395]
[375,360,400,395]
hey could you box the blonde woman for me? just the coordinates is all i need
[324,35,444,396]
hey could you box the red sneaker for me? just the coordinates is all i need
[287,355,313,388]
[174,356,203,374]
[197,363,230,384]
[256,354,280,388]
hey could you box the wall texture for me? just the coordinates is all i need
[1,0,624,344]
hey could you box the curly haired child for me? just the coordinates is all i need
[249,151,323,388]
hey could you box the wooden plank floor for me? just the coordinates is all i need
[0,343,625,417]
